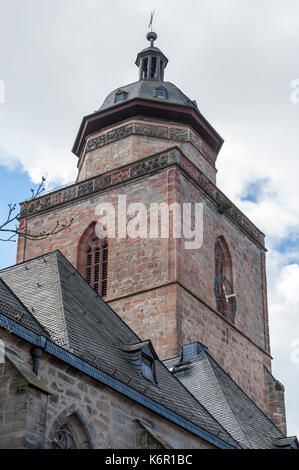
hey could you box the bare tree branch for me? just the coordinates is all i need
[0,177,73,242]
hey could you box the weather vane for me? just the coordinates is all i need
[148,10,155,32]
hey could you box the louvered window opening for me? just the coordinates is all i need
[85,239,108,297]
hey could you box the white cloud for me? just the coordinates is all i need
[277,264,299,305]
[268,261,299,349]
[0,0,298,436]
[266,259,299,436]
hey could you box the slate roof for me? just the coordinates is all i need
[0,251,239,449]
[272,436,299,449]
[0,277,49,337]
[164,343,289,449]
[99,79,198,111]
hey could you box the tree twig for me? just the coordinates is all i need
[0,177,73,242]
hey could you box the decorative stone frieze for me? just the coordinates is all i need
[20,148,264,247]
[85,121,216,167]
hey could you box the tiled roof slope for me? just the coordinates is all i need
[0,277,48,337]
[0,255,68,347]
[164,343,289,449]
[0,251,238,449]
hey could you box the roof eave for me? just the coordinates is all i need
[0,311,237,450]
[72,98,224,159]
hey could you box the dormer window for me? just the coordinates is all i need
[156,86,168,99]
[122,340,157,384]
[115,90,128,103]
[141,353,156,383]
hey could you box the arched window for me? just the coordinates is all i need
[214,237,236,321]
[77,224,108,297]
[52,413,91,449]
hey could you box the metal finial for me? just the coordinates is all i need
[146,31,158,47]
[148,10,155,32]
[146,11,157,47]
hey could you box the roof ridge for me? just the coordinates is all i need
[158,354,239,447]
[0,277,49,337]
[0,251,70,348]
[0,249,62,272]
[202,352,251,448]
[53,254,238,447]
[52,253,70,349]
[207,352,286,439]
[55,250,141,342]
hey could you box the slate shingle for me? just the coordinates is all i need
[0,251,238,448]
[164,345,288,449]
[0,277,49,337]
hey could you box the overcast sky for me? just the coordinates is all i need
[0,0,298,437]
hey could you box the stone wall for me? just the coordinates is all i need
[177,170,269,353]
[77,119,217,184]
[0,330,214,449]
[0,348,49,449]
[16,164,268,353]
[264,367,287,435]
[14,141,285,430]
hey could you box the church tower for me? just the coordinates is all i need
[16,32,287,433]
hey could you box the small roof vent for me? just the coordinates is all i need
[172,360,192,375]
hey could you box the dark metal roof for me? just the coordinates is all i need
[164,343,290,449]
[99,80,197,112]
[0,252,238,449]
[72,98,224,157]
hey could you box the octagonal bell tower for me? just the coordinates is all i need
[73,31,223,184]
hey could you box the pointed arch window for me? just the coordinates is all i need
[77,224,108,297]
[85,237,108,297]
[52,413,91,449]
[214,237,236,322]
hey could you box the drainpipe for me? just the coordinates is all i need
[30,346,43,375]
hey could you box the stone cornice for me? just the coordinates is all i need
[72,98,224,157]
[20,147,265,248]
[83,120,217,169]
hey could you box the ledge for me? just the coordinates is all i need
[72,98,224,157]
[20,147,265,248]
[82,120,217,169]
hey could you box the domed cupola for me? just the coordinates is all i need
[72,30,224,159]
[135,31,168,81]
